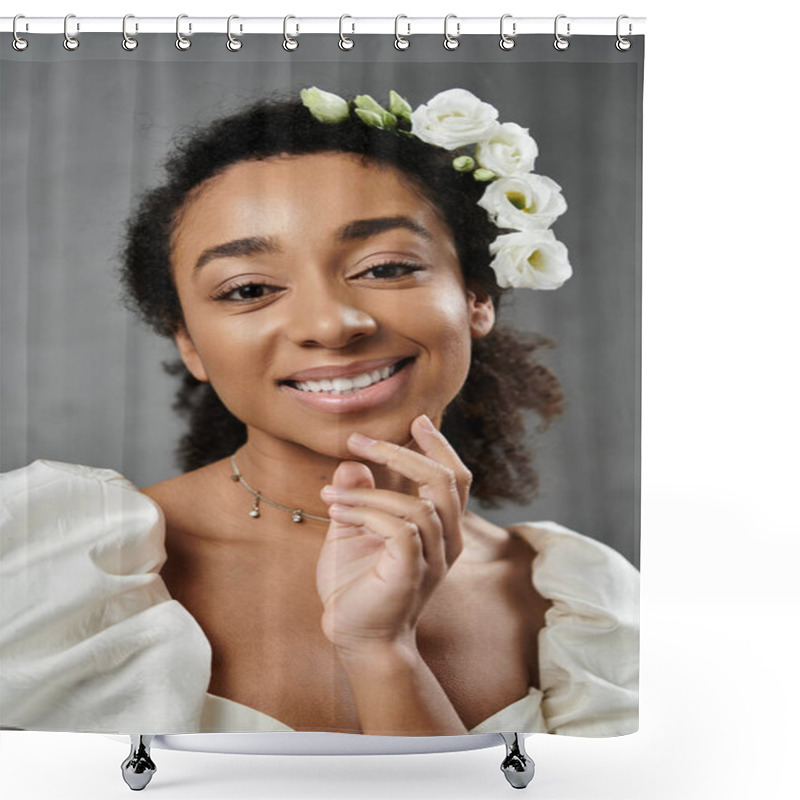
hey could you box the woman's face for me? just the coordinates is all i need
[170,152,494,457]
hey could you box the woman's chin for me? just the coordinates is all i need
[323,419,421,458]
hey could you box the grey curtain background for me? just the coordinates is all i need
[0,34,642,566]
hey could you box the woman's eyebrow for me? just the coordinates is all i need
[193,216,432,275]
[336,216,434,243]
[194,235,279,274]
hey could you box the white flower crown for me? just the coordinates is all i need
[300,87,572,291]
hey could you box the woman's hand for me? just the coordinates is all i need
[315,413,471,657]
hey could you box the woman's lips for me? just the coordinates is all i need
[279,357,415,413]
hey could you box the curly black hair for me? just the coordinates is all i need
[118,92,564,507]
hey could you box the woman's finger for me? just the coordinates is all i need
[409,415,473,510]
[346,414,469,565]
[322,486,446,573]
[328,504,426,579]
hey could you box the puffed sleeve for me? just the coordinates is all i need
[0,459,212,734]
[509,521,639,737]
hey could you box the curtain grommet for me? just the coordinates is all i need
[12,14,29,51]
[394,15,410,50]
[63,13,80,51]
[122,14,138,51]
[338,15,354,50]
[616,15,632,51]
[175,14,191,50]
[226,15,243,51]
[499,14,516,51]
[283,15,299,51]
[444,14,460,51]
[554,15,570,51]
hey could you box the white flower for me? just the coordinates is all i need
[300,87,350,123]
[478,174,567,230]
[488,229,572,290]
[475,122,538,177]
[410,88,500,150]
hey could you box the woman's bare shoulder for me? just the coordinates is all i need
[460,510,536,564]
[439,511,550,690]
[139,460,230,531]
[458,511,549,625]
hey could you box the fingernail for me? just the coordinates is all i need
[321,485,344,497]
[419,414,436,432]
[348,432,377,447]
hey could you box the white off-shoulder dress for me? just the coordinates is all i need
[0,460,639,737]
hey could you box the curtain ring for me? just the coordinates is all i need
[227,15,243,51]
[338,15,354,50]
[499,14,515,50]
[394,15,410,50]
[554,14,570,51]
[283,15,299,51]
[12,14,29,52]
[616,15,632,51]
[63,13,80,51]
[443,14,460,51]
[176,14,191,50]
[122,14,138,51]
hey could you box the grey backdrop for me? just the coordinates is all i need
[0,34,643,566]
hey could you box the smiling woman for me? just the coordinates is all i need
[1,89,638,742]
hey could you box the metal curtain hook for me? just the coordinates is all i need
[499,14,516,50]
[227,15,242,51]
[394,15,410,50]
[554,14,570,50]
[176,14,191,50]
[616,14,632,51]
[444,14,460,50]
[122,14,138,51]
[339,14,354,50]
[63,13,79,51]
[283,15,299,51]
[12,14,29,51]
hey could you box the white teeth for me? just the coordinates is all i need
[292,362,403,395]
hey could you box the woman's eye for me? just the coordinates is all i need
[360,262,421,280]
[213,283,278,302]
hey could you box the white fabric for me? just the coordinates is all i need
[1,460,638,736]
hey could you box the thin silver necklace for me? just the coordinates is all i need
[229,452,332,524]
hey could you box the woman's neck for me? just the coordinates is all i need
[232,429,420,520]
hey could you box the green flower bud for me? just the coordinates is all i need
[354,94,386,115]
[354,108,394,130]
[452,156,476,172]
[299,87,350,123]
[354,94,397,129]
[473,168,497,182]
[389,90,413,122]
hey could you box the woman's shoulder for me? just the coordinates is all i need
[459,514,639,642]
[459,514,639,736]
[138,458,232,539]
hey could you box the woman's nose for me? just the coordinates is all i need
[285,286,378,349]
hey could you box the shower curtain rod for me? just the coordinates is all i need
[0,16,646,36]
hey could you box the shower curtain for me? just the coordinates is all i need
[0,27,643,739]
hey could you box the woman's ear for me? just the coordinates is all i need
[174,325,209,382]
[467,289,496,340]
